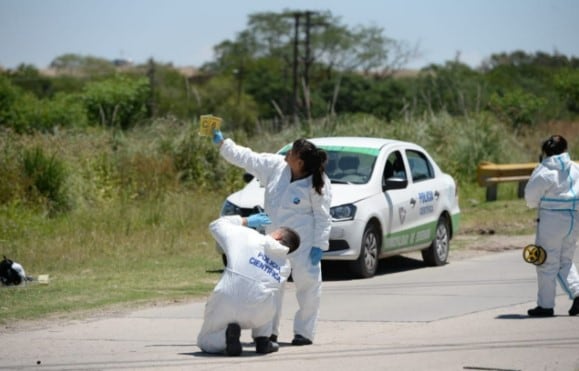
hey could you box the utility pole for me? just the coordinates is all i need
[289,10,324,125]
[303,11,327,87]
[292,12,301,125]
[146,58,157,118]
[304,11,312,88]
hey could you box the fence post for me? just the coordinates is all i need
[517,180,527,199]
[486,184,498,202]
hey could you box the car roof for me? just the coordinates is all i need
[308,136,410,150]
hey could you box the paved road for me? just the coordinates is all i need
[1,249,578,371]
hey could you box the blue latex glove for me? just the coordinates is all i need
[310,247,323,265]
[212,129,224,145]
[246,212,271,229]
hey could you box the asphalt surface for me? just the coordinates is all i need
[1,249,579,371]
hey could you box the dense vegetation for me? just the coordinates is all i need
[1,10,578,322]
[2,11,579,134]
[0,115,553,323]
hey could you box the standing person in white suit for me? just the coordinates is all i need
[524,134,579,317]
[212,129,332,345]
[197,214,300,356]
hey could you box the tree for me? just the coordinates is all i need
[201,10,417,121]
[50,54,116,76]
[483,51,572,120]
[6,64,54,99]
[413,62,487,116]
[83,75,149,129]
[555,68,579,114]
[0,75,22,128]
[146,62,200,119]
[196,75,259,135]
[488,89,546,131]
[0,75,87,133]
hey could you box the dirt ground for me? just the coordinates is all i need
[449,233,535,260]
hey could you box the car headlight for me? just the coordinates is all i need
[330,204,357,221]
[221,200,242,216]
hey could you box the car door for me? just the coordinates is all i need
[381,150,417,253]
[402,149,441,248]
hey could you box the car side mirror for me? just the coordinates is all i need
[243,173,255,183]
[383,177,407,191]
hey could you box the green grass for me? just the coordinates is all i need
[458,182,537,235]
[459,198,536,235]
[1,184,538,324]
[0,191,226,323]
[2,113,564,324]
[1,255,218,321]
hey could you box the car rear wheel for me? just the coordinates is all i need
[351,223,380,278]
[421,216,450,266]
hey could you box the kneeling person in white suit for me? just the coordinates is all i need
[197,214,300,356]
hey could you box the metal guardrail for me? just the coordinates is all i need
[476,161,537,201]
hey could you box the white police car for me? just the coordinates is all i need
[220,137,461,278]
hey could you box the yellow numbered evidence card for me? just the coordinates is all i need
[199,115,222,136]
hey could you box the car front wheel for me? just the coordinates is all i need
[351,223,380,278]
[421,216,450,266]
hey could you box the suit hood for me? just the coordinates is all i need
[542,152,571,172]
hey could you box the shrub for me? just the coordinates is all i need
[171,126,233,190]
[116,152,178,200]
[554,69,579,114]
[21,93,87,132]
[0,76,88,133]
[21,147,70,215]
[0,133,26,205]
[0,76,24,130]
[488,89,546,131]
[196,75,259,135]
[83,75,150,129]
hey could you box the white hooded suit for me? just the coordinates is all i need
[220,139,332,341]
[524,152,579,309]
[197,215,292,353]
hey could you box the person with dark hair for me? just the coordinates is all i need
[541,134,569,159]
[197,214,300,356]
[524,134,579,317]
[212,130,332,346]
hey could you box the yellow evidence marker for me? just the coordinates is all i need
[523,244,547,265]
[199,115,223,136]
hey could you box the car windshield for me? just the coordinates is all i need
[324,150,377,184]
[279,145,378,185]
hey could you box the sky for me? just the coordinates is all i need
[1,0,578,71]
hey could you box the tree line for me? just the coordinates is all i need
[1,10,579,135]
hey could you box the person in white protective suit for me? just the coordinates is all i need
[524,134,579,317]
[197,214,300,356]
[212,129,332,345]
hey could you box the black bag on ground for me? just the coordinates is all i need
[0,256,24,285]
